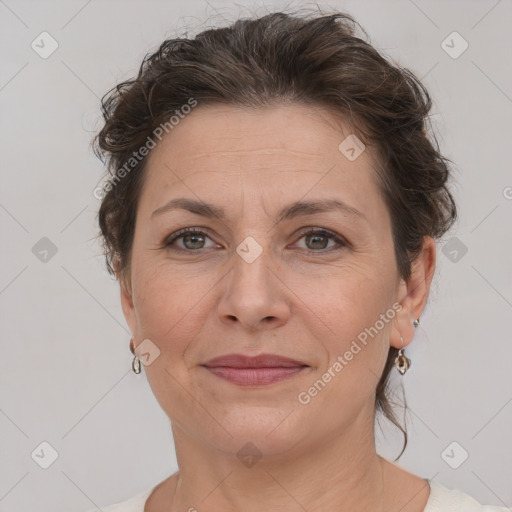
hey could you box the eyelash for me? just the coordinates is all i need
[163,227,348,253]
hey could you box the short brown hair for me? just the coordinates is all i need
[94,9,457,458]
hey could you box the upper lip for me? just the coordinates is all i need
[202,353,309,368]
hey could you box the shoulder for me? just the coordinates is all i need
[425,480,509,511]
[83,479,510,512]
[84,485,156,512]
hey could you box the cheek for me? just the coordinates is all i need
[130,257,224,359]
[312,260,396,374]
[318,256,396,323]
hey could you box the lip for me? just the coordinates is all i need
[201,353,310,386]
[202,353,308,368]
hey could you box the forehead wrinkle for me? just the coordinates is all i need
[182,148,331,159]
[159,164,332,188]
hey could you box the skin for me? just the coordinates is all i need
[118,103,436,512]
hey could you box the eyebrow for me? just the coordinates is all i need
[151,197,367,223]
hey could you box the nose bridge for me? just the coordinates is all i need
[217,232,290,330]
[231,234,274,305]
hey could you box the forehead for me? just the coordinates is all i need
[149,103,363,167]
[138,103,387,224]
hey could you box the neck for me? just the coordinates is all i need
[167,406,389,512]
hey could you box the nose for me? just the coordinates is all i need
[217,244,291,331]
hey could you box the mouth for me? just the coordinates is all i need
[201,365,309,386]
[201,353,310,386]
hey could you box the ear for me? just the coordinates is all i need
[115,259,138,338]
[390,236,436,349]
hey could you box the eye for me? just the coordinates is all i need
[163,227,347,253]
[293,228,347,252]
[164,228,219,251]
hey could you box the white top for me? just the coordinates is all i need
[92,479,510,511]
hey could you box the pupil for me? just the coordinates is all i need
[307,234,327,250]
[184,234,204,249]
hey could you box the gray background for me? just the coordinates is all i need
[0,0,511,510]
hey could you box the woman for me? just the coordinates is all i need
[90,9,507,512]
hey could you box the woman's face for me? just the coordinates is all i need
[120,103,428,458]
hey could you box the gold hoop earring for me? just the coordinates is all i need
[130,338,141,374]
[395,336,411,375]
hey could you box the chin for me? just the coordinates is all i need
[209,409,310,456]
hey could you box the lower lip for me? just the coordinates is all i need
[202,366,308,386]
